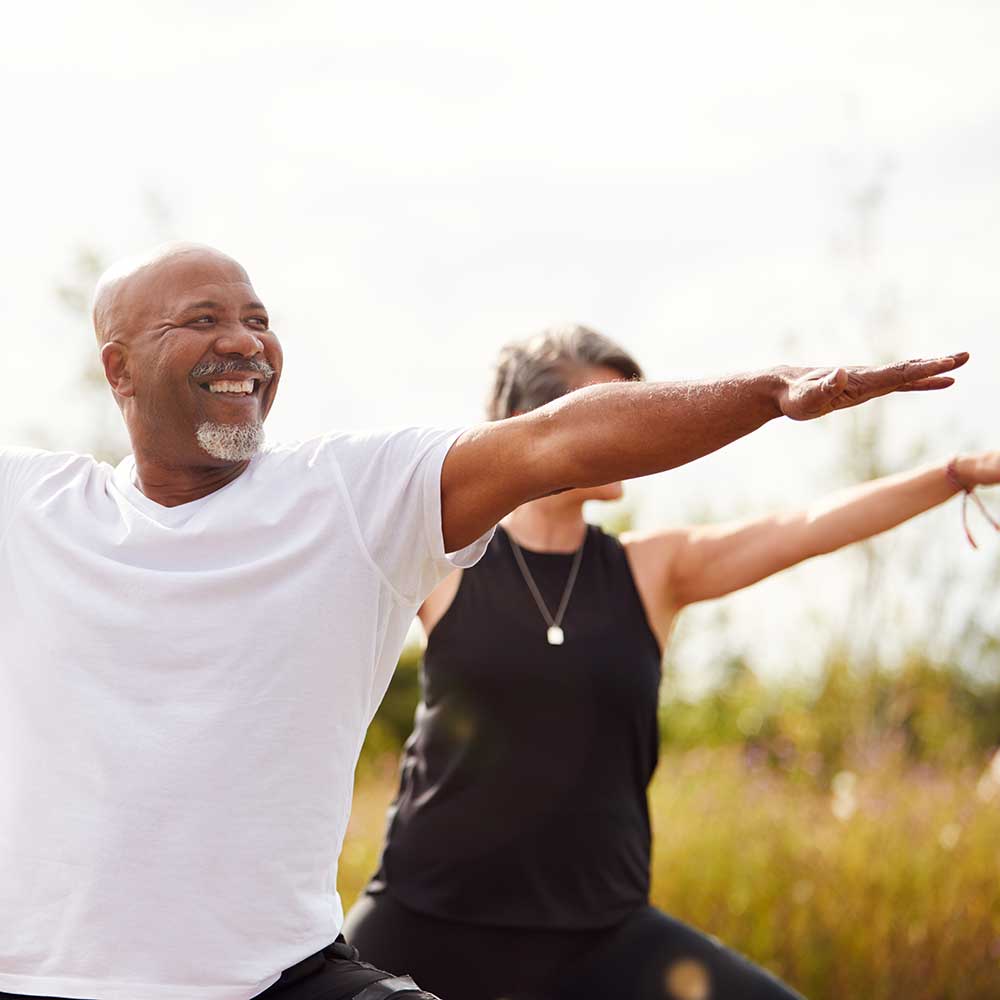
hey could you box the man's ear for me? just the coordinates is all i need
[101,342,135,398]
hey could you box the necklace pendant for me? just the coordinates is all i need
[546,625,565,646]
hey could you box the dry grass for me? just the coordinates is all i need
[341,747,1000,1000]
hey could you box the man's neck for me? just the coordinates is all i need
[131,453,252,508]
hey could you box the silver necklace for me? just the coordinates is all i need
[508,528,587,646]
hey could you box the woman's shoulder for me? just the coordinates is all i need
[418,568,465,636]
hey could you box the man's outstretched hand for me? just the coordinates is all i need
[777,352,970,421]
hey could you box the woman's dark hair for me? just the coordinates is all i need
[487,324,644,421]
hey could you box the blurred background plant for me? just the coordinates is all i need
[36,191,175,464]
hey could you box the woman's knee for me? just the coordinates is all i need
[560,906,805,1000]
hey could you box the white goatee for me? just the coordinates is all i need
[195,421,265,462]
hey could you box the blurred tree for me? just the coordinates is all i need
[52,191,174,463]
[829,155,913,661]
[829,156,998,678]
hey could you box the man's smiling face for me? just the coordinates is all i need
[95,244,283,468]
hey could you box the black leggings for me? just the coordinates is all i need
[343,892,806,1000]
[0,937,420,1000]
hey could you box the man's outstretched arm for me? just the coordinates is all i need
[440,354,969,552]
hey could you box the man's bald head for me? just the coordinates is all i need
[92,242,250,346]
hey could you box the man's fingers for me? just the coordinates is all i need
[899,352,970,382]
[861,352,968,390]
[787,352,966,418]
[895,376,957,392]
[822,368,848,393]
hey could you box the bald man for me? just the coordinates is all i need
[0,242,969,1000]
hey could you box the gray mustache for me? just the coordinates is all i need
[190,358,275,380]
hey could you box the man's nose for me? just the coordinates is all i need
[213,322,265,358]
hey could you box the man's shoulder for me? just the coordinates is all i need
[0,446,101,478]
[260,427,461,470]
[0,447,106,517]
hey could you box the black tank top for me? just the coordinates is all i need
[368,524,663,929]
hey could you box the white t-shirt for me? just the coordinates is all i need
[0,429,491,1000]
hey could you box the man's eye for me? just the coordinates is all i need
[192,315,214,325]
[247,317,269,329]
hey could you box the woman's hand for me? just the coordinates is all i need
[954,451,1000,488]
[777,353,969,421]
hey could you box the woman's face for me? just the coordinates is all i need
[563,364,631,503]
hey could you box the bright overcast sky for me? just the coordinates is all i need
[3,0,998,681]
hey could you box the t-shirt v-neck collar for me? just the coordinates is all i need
[111,454,258,526]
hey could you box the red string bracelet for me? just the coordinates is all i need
[946,457,1000,549]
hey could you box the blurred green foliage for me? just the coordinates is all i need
[661,651,1000,776]
[360,643,425,762]
[360,644,1000,778]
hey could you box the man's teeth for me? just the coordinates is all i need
[208,380,254,394]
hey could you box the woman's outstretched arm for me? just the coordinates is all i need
[630,451,999,612]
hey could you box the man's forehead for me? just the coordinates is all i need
[93,243,264,343]
[141,254,257,308]
[116,262,266,334]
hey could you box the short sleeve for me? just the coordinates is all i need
[325,427,494,606]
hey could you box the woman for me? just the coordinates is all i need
[344,326,998,1000]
